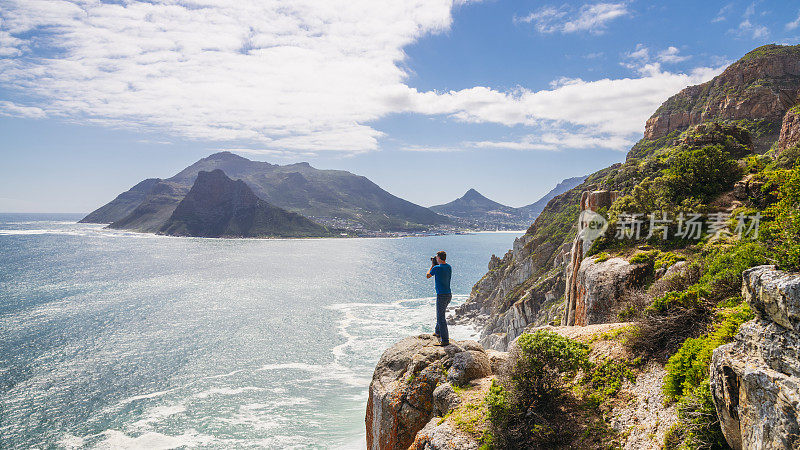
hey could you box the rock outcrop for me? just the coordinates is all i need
[563,190,617,326]
[366,335,494,450]
[710,265,800,450]
[159,169,331,238]
[778,105,800,152]
[565,256,649,326]
[643,44,800,148]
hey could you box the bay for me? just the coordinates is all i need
[0,214,520,449]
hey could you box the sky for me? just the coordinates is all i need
[1,0,799,213]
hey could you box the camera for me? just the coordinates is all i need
[431,256,438,266]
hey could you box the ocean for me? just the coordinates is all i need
[0,214,520,449]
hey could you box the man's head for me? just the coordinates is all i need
[436,251,447,264]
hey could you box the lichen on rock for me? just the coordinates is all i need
[365,335,496,450]
[710,265,800,450]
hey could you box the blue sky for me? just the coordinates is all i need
[0,0,799,213]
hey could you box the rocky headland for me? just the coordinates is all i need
[368,44,800,449]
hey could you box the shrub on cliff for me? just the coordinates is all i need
[762,163,800,270]
[626,240,766,361]
[486,330,590,448]
[661,301,753,449]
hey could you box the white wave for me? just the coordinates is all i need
[192,386,265,399]
[92,429,214,449]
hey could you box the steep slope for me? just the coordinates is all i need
[517,175,588,220]
[159,170,331,238]
[430,188,526,229]
[78,178,162,224]
[82,152,449,232]
[106,181,189,233]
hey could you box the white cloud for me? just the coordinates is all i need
[516,2,629,35]
[468,130,634,152]
[732,3,769,39]
[787,12,800,31]
[657,46,690,64]
[0,0,722,155]
[0,100,45,118]
[622,44,690,71]
[737,19,769,39]
[407,64,723,147]
[712,4,734,23]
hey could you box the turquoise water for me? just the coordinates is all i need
[0,214,520,449]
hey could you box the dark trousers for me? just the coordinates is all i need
[435,293,452,344]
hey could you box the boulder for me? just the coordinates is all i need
[485,349,509,374]
[563,190,618,326]
[710,265,800,450]
[447,350,491,386]
[410,418,479,450]
[565,256,649,326]
[779,106,800,152]
[432,383,461,416]
[366,335,492,450]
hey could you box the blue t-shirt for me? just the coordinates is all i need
[430,263,452,295]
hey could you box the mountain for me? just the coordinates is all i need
[459,43,800,352]
[430,188,525,229]
[517,175,587,220]
[78,178,162,224]
[82,152,449,233]
[106,181,189,233]
[430,178,589,229]
[159,170,331,238]
[641,44,800,154]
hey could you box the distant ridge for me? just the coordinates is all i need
[429,176,589,229]
[518,175,588,220]
[159,169,331,238]
[82,152,450,233]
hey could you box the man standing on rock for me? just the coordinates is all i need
[427,250,452,346]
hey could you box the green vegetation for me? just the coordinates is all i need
[763,162,800,270]
[663,302,753,401]
[485,330,629,449]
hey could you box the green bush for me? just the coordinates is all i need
[582,359,636,406]
[649,285,709,314]
[487,330,590,448]
[666,381,729,450]
[655,251,686,269]
[663,302,753,401]
[661,301,752,449]
[763,163,800,270]
[656,144,742,204]
[511,331,590,400]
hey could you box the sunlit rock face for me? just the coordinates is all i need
[643,44,800,151]
[365,336,491,450]
[710,265,800,450]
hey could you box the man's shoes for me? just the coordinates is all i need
[435,342,450,347]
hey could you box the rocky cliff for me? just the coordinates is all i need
[457,44,800,352]
[365,335,497,450]
[159,169,331,238]
[643,44,800,151]
[710,265,800,450]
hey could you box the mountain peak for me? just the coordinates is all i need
[205,151,251,162]
[642,43,800,145]
[462,188,484,199]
